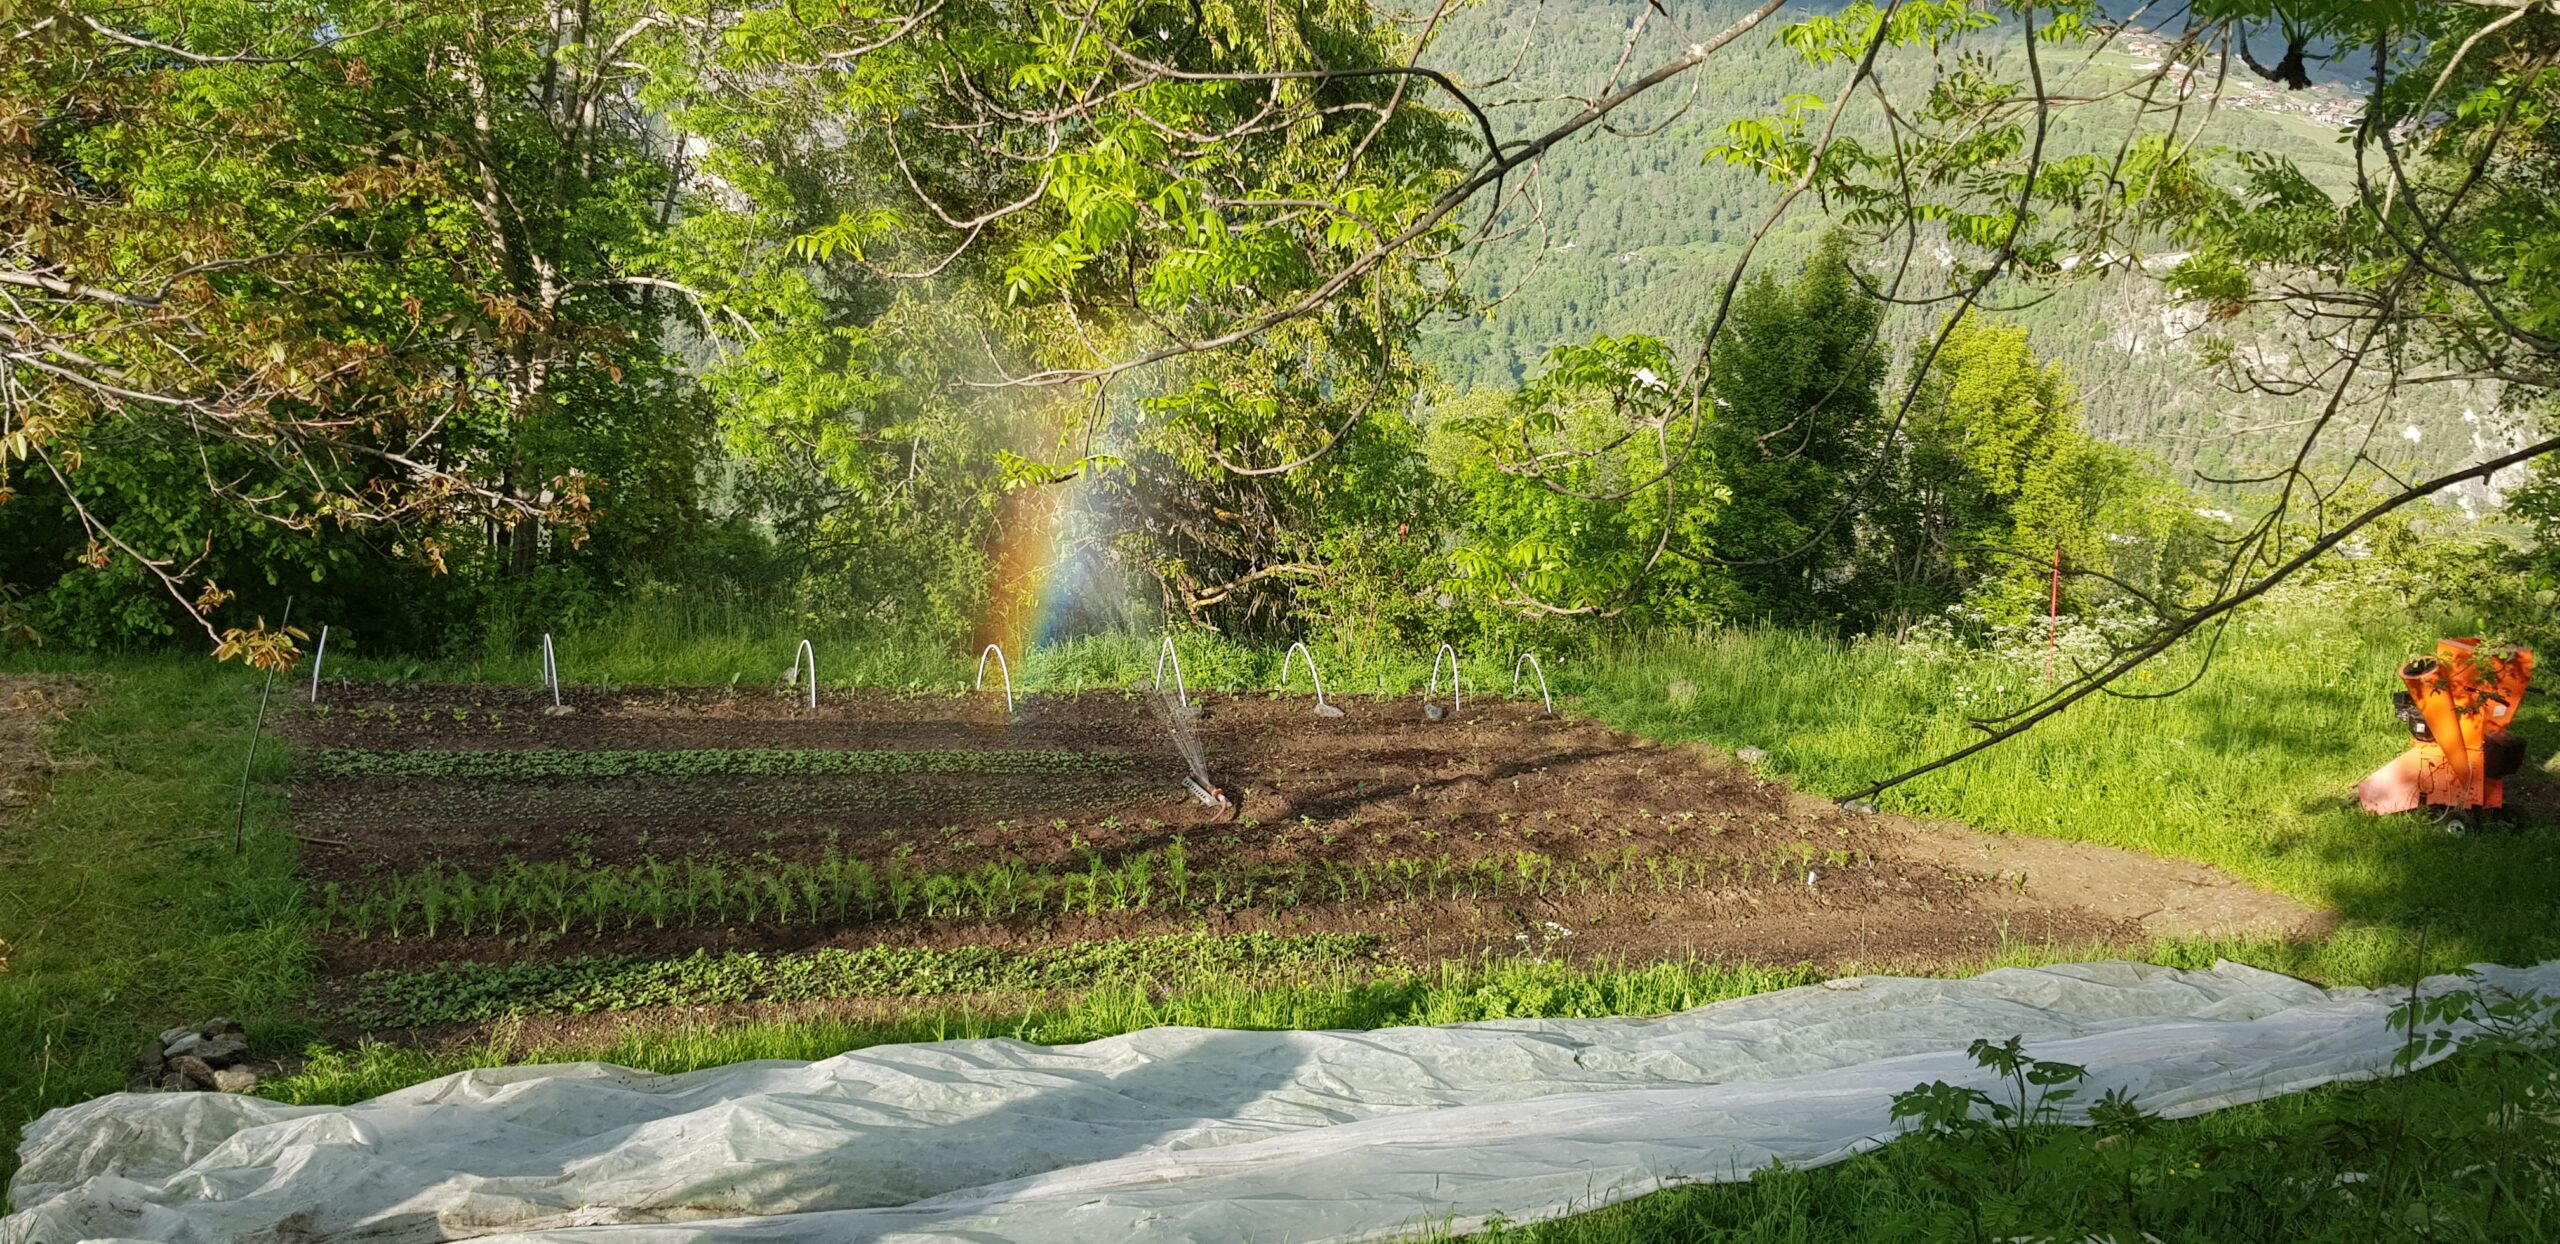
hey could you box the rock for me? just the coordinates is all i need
[204,1017,244,1038]
[1735,746,1767,765]
[169,1055,218,1089]
[1423,702,1446,722]
[213,1068,260,1094]
[135,1038,167,1076]
[159,1026,193,1047]
[542,704,577,717]
[194,1036,250,1068]
[1842,798,1879,815]
[163,1032,206,1059]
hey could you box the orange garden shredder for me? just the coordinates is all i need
[2357,638,2533,829]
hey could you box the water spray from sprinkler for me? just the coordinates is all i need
[308,624,331,703]
[540,634,573,716]
[786,639,816,709]
[1149,639,1234,820]
[1183,775,1236,821]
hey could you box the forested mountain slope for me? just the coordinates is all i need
[1411,0,2518,498]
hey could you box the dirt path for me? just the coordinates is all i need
[0,676,80,819]
[1,675,83,976]
[1876,809,2330,942]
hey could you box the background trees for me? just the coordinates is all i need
[2,0,715,653]
[6,0,2553,739]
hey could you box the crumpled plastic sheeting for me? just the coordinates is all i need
[11,958,2556,1244]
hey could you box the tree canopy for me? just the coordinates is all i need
[6,0,2556,788]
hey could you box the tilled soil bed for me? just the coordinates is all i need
[279,684,2320,1035]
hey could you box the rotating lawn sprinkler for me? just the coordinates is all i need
[2356,637,2533,832]
[1144,659,1236,821]
[1184,775,1238,821]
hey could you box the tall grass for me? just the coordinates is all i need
[1568,585,2560,983]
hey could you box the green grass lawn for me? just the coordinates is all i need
[0,659,310,1186]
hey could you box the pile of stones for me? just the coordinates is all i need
[131,1018,260,1094]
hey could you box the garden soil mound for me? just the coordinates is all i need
[278,685,2324,1035]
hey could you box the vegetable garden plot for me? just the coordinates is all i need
[277,687,2278,1035]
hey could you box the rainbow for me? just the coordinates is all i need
[975,473,1115,658]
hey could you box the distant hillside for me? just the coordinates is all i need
[1409,0,2522,502]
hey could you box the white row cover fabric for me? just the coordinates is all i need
[11,958,2556,1244]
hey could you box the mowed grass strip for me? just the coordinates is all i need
[307,746,1133,781]
[0,659,311,1189]
[277,954,1830,1106]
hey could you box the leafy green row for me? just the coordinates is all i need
[309,747,1132,781]
[315,841,1874,940]
[344,931,1386,1028]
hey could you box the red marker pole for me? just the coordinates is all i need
[2046,547,2061,685]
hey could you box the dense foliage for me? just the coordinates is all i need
[3,0,1465,653]
[4,0,719,655]
[7,0,2552,665]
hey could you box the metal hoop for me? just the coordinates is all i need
[1512,652,1552,715]
[976,644,1015,714]
[540,634,561,708]
[1153,636,1189,708]
[1429,644,1462,711]
[1280,642,1341,717]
